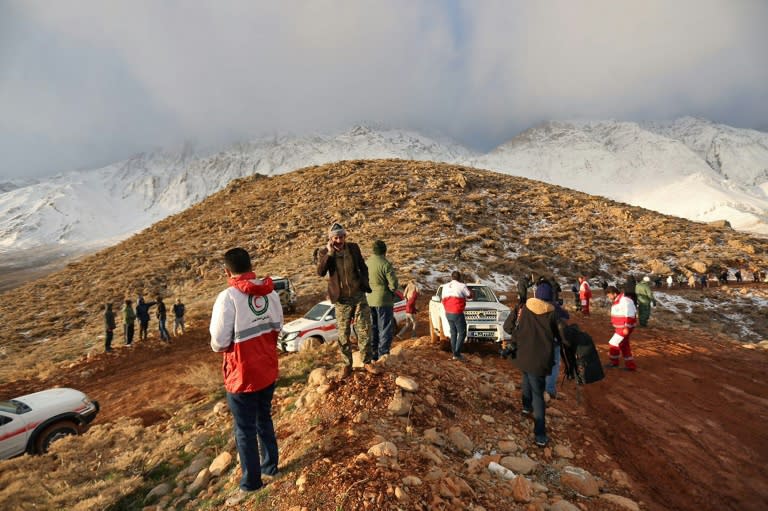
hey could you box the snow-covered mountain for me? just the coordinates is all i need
[1,119,767,259]
[473,119,768,234]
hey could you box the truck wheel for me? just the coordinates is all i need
[35,420,79,453]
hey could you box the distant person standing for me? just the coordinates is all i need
[397,280,420,340]
[571,282,581,311]
[666,275,674,289]
[442,271,474,361]
[635,277,657,327]
[688,274,696,289]
[517,275,531,304]
[122,299,136,346]
[173,298,186,336]
[366,239,399,362]
[104,303,116,353]
[578,276,592,316]
[700,274,708,289]
[136,296,156,341]
[735,270,742,283]
[156,296,171,342]
[316,222,375,376]
[210,247,282,505]
[605,286,637,371]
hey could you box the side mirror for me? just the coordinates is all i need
[431,295,440,303]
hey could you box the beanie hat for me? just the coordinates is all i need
[534,282,553,302]
[643,276,651,282]
[328,222,346,238]
[372,239,387,255]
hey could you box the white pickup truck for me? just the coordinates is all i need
[0,388,99,459]
[428,283,511,344]
[279,298,407,352]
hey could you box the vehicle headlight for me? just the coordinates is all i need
[497,310,510,322]
[282,331,299,341]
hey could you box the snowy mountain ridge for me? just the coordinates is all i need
[1,119,766,260]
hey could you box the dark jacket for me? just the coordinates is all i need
[173,303,185,317]
[317,242,371,303]
[136,299,156,322]
[104,308,116,331]
[156,301,167,320]
[506,297,564,377]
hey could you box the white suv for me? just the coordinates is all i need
[428,283,511,344]
[0,388,99,459]
[279,298,407,352]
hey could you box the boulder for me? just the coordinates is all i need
[600,493,641,510]
[560,466,599,496]
[447,427,474,454]
[209,451,232,477]
[368,441,398,458]
[395,376,419,392]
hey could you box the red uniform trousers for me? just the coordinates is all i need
[608,331,636,370]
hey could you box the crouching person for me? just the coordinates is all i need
[210,248,284,506]
[503,286,565,447]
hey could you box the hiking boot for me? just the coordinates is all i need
[261,472,280,483]
[521,408,532,416]
[364,363,382,375]
[534,436,549,448]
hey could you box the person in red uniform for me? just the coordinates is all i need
[578,276,592,316]
[605,285,637,371]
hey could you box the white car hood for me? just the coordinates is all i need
[15,388,86,410]
[464,302,509,311]
[283,317,321,333]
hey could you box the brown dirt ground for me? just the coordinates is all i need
[1,290,767,511]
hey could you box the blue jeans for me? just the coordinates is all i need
[226,383,279,491]
[158,318,170,341]
[446,313,467,357]
[521,372,547,442]
[546,343,561,396]
[370,306,394,359]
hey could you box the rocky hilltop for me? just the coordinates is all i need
[1,159,767,382]
[1,160,767,511]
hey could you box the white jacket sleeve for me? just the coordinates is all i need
[210,290,235,352]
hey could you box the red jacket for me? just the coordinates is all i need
[210,275,283,393]
[405,290,418,314]
[610,292,637,334]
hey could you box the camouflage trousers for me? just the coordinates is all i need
[335,294,372,367]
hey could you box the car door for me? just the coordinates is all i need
[0,412,29,459]
[324,306,339,343]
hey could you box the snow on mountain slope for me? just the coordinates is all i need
[643,117,768,187]
[0,127,474,252]
[473,120,768,235]
[1,119,767,258]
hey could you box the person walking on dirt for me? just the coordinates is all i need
[104,303,116,353]
[316,222,376,377]
[210,247,283,505]
[688,274,697,289]
[155,296,171,342]
[578,276,592,316]
[442,270,474,361]
[534,281,570,400]
[397,280,420,339]
[605,286,637,371]
[571,282,581,311]
[122,299,136,346]
[366,239,399,362]
[135,296,156,341]
[173,298,186,336]
[635,277,657,327]
[503,281,565,447]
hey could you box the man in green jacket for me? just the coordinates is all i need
[635,276,657,327]
[123,299,136,345]
[366,240,399,362]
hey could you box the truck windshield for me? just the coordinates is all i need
[304,303,331,321]
[468,286,497,302]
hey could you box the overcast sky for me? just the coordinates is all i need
[2,0,767,180]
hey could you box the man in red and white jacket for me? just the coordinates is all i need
[441,271,474,361]
[605,285,637,371]
[578,276,592,316]
[210,247,284,504]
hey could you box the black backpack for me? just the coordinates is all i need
[562,324,604,385]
